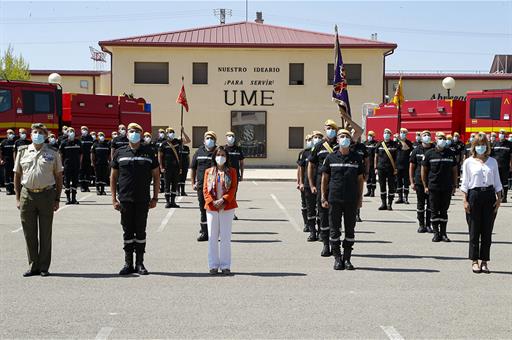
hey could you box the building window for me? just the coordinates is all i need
[192,126,208,148]
[289,127,305,149]
[80,80,89,89]
[231,111,267,158]
[289,63,304,85]
[21,90,54,114]
[193,62,208,84]
[327,63,362,85]
[134,62,169,84]
[0,89,12,112]
[469,97,501,120]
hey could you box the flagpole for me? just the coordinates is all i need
[180,76,184,141]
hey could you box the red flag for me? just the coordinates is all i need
[176,85,189,112]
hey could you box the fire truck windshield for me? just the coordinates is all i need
[0,89,12,112]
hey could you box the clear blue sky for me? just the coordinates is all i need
[1,1,511,73]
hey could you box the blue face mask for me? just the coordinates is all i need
[326,129,336,139]
[475,145,487,155]
[508,137,512,142]
[400,132,407,139]
[446,140,452,146]
[306,141,313,149]
[422,135,431,144]
[368,136,373,142]
[469,137,475,143]
[31,132,45,145]
[204,138,215,149]
[383,133,391,141]
[437,139,447,148]
[128,131,141,144]
[7,134,14,140]
[338,136,351,148]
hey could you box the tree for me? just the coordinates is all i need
[0,45,30,81]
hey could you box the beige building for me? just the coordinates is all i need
[30,70,111,95]
[385,73,512,101]
[99,20,396,166]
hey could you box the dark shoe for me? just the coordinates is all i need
[119,264,135,275]
[221,269,232,276]
[333,256,344,270]
[6,191,15,195]
[378,204,388,210]
[502,197,507,203]
[307,232,318,242]
[169,203,180,208]
[303,225,310,232]
[441,234,451,242]
[404,199,410,204]
[395,198,405,204]
[65,200,73,205]
[181,192,188,196]
[356,214,362,222]
[387,205,393,211]
[136,263,149,275]
[364,191,371,197]
[40,271,50,277]
[23,270,40,277]
[417,226,427,233]
[472,262,481,274]
[197,232,209,242]
[209,268,219,275]
[72,200,79,205]
[480,262,490,274]
[165,202,172,208]
[432,233,442,242]
[321,244,332,257]
[426,226,433,233]
[344,260,355,270]
[233,215,239,220]
[370,190,375,197]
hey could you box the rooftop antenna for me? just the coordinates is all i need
[89,46,106,70]
[214,8,232,25]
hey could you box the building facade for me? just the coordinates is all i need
[30,70,111,95]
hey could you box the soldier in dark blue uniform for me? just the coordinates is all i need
[464,133,476,161]
[321,129,364,271]
[47,133,59,151]
[225,131,245,220]
[191,131,217,242]
[159,127,181,209]
[143,132,157,154]
[79,126,94,192]
[421,132,458,242]
[111,123,159,276]
[409,130,434,233]
[155,128,167,193]
[308,119,338,256]
[396,128,413,204]
[297,134,313,232]
[364,130,378,197]
[110,124,129,159]
[350,135,369,222]
[178,140,190,196]
[57,126,68,148]
[375,128,401,211]
[91,132,111,195]
[59,127,82,204]
[14,128,31,158]
[412,131,421,149]
[451,132,465,187]
[491,128,512,203]
[0,129,16,195]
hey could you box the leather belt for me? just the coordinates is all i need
[25,186,54,193]
[470,186,494,192]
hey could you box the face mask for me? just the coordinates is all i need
[490,136,496,142]
[7,134,14,140]
[383,133,391,141]
[313,137,322,145]
[91,134,96,140]
[338,136,351,148]
[215,156,226,166]
[368,136,373,142]
[400,132,407,139]
[306,141,313,149]
[475,145,487,155]
[68,132,75,140]
[128,131,141,144]
[422,135,431,144]
[119,129,126,136]
[144,136,152,143]
[415,136,421,142]
[99,136,105,142]
[31,132,45,145]
[508,136,512,142]
[227,136,235,145]
[112,133,118,139]
[167,133,175,139]
[436,139,447,148]
[159,133,165,139]
[205,138,215,149]
[326,129,336,139]
[498,134,505,140]
[453,136,459,142]
[20,133,26,140]
[446,140,452,146]
[469,137,475,143]
[49,137,56,144]
[81,130,88,137]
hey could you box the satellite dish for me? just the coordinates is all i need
[48,73,62,85]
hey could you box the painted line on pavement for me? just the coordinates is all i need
[95,327,113,340]
[270,193,301,232]
[252,181,258,186]
[56,193,93,214]
[380,326,404,340]
[11,227,22,233]
[157,197,183,232]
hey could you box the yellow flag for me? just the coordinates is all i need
[392,77,404,107]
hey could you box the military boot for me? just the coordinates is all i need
[169,194,180,208]
[378,194,388,210]
[307,226,318,242]
[71,190,79,204]
[432,225,442,242]
[332,246,344,270]
[364,188,372,197]
[135,252,149,275]
[65,189,72,205]
[119,251,135,275]
[387,195,394,211]
[404,190,410,204]
[370,188,375,197]
[165,194,172,208]
[395,190,404,204]
[440,223,451,242]
[321,240,332,257]
[343,248,355,270]
[197,223,209,242]
[301,208,308,232]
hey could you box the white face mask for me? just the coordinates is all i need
[7,133,14,140]
[368,136,373,142]
[99,136,105,142]
[144,136,152,143]
[159,133,165,139]
[119,129,126,136]
[49,137,56,144]
[216,156,226,166]
[167,132,175,139]
[81,129,88,136]
[306,140,313,149]
[20,133,26,140]
[91,134,96,140]
[312,137,322,145]
[227,136,235,145]
[68,132,75,140]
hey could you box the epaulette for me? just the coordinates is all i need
[18,145,29,151]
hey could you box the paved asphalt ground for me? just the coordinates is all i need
[1,181,511,339]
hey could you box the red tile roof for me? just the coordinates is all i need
[30,70,110,76]
[386,73,512,80]
[99,21,396,50]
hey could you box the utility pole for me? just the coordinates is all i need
[214,8,232,25]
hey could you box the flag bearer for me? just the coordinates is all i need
[0,129,16,195]
[159,127,181,209]
[297,134,313,232]
[308,120,339,256]
[321,129,364,271]
[59,127,82,205]
[111,123,159,275]
[191,131,217,242]
[409,130,434,233]
[396,128,413,204]
[491,128,512,203]
[375,128,400,210]
[421,132,458,242]
[364,130,378,197]
[79,126,94,192]
[91,132,111,195]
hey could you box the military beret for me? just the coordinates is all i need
[421,130,431,136]
[31,123,48,134]
[384,128,392,134]
[6,129,14,134]
[166,127,175,133]
[312,130,324,137]
[324,119,338,130]
[127,123,143,132]
[204,131,217,140]
[400,128,408,133]
[81,126,88,131]
[436,131,446,138]
[337,129,351,137]
[226,131,235,137]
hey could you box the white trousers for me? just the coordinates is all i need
[206,209,235,270]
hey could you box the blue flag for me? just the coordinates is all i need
[332,26,351,117]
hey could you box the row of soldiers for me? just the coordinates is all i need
[296,120,512,270]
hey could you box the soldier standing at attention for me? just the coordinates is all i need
[191,131,217,242]
[491,128,512,203]
[14,128,31,157]
[409,130,434,233]
[375,128,400,211]
[57,125,68,147]
[143,132,157,154]
[308,119,339,256]
[364,130,378,197]
[155,128,167,193]
[178,139,190,196]
[159,127,181,209]
[464,133,476,160]
[111,123,159,276]
[110,124,129,159]
[14,123,63,277]
[321,129,364,271]
[421,132,458,242]
[396,128,413,204]
[47,133,59,150]
[297,134,313,232]
[0,129,16,195]
[350,135,369,222]
[413,131,421,149]
[79,126,94,192]
[224,131,245,220]
[91,132,111,195]
[452,132,465,186]
[59,127,82,205]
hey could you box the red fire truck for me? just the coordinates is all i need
[365,89,512,140]
[0,80,152,138]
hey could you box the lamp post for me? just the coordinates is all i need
[442,77,456,99]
